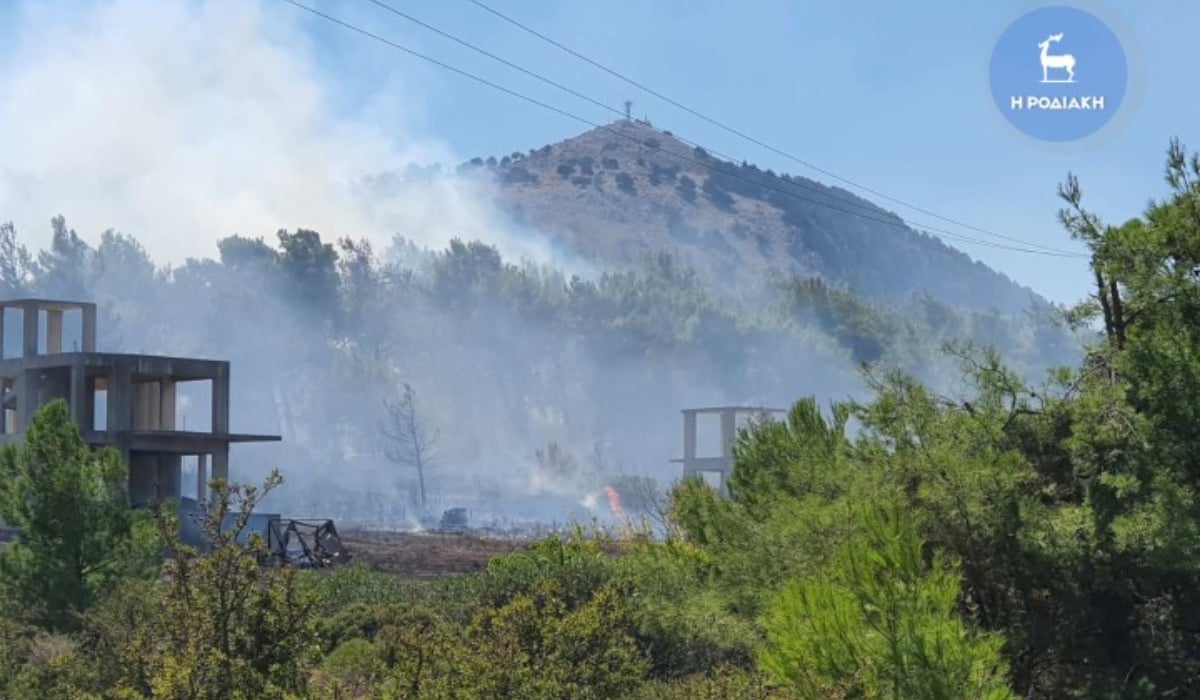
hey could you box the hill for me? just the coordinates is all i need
[464,120,1043,313]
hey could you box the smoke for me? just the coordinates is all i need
[0,0,559,268]
[0,0,912,530]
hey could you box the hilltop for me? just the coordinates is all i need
[463,120,1043,313]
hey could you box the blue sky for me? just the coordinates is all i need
[294,0,1199,305]
[2,0,1197,306]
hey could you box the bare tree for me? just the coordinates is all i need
[381,383,439,515]
[608,474,672,531]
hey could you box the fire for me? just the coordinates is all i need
[604,486,624,520]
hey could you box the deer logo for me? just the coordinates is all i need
[1038,33,1076,83]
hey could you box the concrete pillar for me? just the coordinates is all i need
[0,307,6,360]
[14,370,32,433]
[197,453,209,504]
[130,453,182,505]
[81,305,97,352]
[46,310,63,354]
[719,409,737,495]
[158,454,181,500]
[84,375,97,431]
[212,370,229,434]
[21,307,37,358]
[69,361,86,432]
[128,453,157,507]
[682,411,696,476]
[107,365,132,433]
[2,376,14,433]
[133,382,161,430]
[719,410,737,460]
[209,447,228,503]
[159,381,176,430]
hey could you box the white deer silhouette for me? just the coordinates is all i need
[1038,33,1076,83]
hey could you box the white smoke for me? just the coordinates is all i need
[0,0,885,530]
[0,0,556,267]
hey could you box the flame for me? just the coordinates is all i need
[604,486,624,520]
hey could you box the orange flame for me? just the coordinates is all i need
[604,486,624,520]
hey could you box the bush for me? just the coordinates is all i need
[677,175,698,202]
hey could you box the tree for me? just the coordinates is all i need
[758,503,1016,700]
[34,216,92,299]
[110,470,319,699]
[0,400,156,631]
[0,222,34,296]
[381,383,439,515]
[277,228,339,315]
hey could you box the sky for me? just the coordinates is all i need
[1,0,1197,305]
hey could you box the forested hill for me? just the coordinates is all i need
[462,120,1042,313]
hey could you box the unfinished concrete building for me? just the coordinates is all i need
[0,298,279,506]
[671,406,786,494]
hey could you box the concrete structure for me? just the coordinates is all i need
[671,406,787,494]
[0,298,279,507]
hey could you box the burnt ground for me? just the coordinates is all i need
[0,525,526,577]
[337,530,532,578]
[0,526,607,580]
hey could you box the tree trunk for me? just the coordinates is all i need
[1108,277,1126,350]
[1095,268,1115,344]
[417,460,427,514]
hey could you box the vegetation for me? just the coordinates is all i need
[1,140,1198,697]
[0,170,1076,523]
[0,400,157,632]
[484,122,1044,313]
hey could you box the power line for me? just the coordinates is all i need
[355,0,1080,256]
[463,0,1079,256]
[278,0,1085,258]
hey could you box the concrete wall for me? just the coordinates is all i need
[129,452,182,507]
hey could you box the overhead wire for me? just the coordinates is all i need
[357,0,1052,254]
[463,0,1080,256]
[277,0,1086,258]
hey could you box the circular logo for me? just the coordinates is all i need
[989,5,1127,142]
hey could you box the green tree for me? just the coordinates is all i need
[0,400,156,631]
[111,471,319,699]
[759,504,1016,700]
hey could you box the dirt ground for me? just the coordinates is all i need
[0,526,598,579]
[336,530,532,578]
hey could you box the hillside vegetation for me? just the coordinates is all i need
[462,120,1046,313]
[0,192,1076,524]
[0,140,1197,698]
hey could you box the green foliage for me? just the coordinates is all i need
[107,472,321,699]
[318,638,386,697]
[758,504,1016,700]
[614,541,760,678]
[633,666,793,700]
[463,579,648,699]
[476,534,613,612]
[10,137,1200,699]
[783,278,897,363]
[0,400,158,631]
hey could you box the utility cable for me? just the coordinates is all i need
[463,0,1078,255]
[278,0,1085,258]
[358,0,1063,254]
